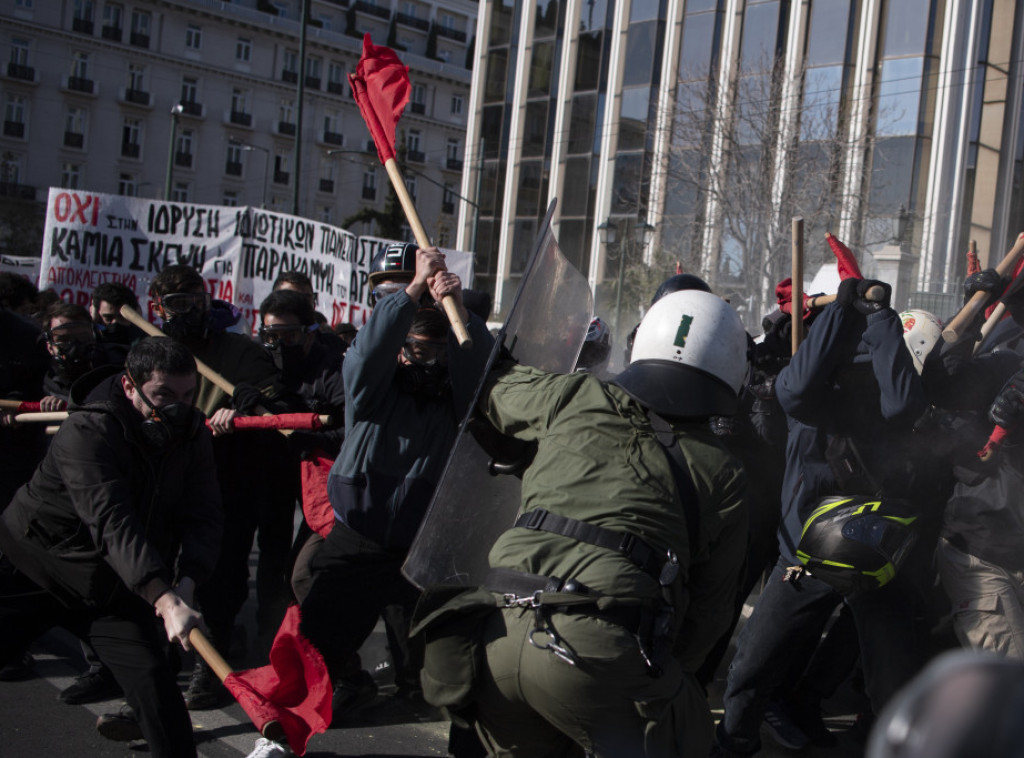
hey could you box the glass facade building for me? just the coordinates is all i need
[458,0,1024,335]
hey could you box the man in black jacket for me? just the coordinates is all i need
[0,337,223,758]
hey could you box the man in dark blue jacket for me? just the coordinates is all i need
[714,278,933,756]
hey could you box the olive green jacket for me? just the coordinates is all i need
[479,362,748,671]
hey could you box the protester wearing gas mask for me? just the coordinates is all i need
[299,243,492,722]
[147,264,286,710]
[0,337,222,757]
[90,282,147,349]
[40,302,127,411]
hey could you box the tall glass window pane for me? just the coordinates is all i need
[679,12,716,80]
[630,0,659,23]
[568,93,597,153]
[882,0,930,57]
[481,105,505,159]
[619,86,649,151]
[623,22,656,87]
[517,160,543,216]
[485,49,509,102]
[611,153,644,213]
[740,2,780,72]
[536,0,558,37]
[490,0,515,45]
[801,65,842,141]
[806,0,851,66]
[877,56,923,136]
[528,41,554,96]
[576,31,602,90]
[579,0,608,32]
[523,101,548,157]
[563,157,591,215]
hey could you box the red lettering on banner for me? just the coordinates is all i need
[53,192,100,226]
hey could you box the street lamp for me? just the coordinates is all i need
[230,137,270,208]
[164,103,184,200]
[597,216,656,334]
[891,203,910,248]
[325,149,481,251]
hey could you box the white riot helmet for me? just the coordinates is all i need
[613,290,749,417]
[900,310,942,374]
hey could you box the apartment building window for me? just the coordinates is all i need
[11,37,30,67]
[64,107,86,148]
[410,84,426,114]
[14,0,32,8]
[451,94,464,116]
[406,130,424,163]
[440,13,455,29]
[180,76,201,114]
[185,24,202,50]
[405,176,417,201]
[73,0,95,34]
[225,143,243,176]
[102,3,123,41]
[61,163,81,189]
[305,57,322,89]
[274,153,290,185]
[130,9,150,47]
[319,206,332,224]
[319,161,335,193]
[0,154,23,185]
[171,182,190,202]
[442,183,456,214]
[68,51,93,92]
[362,167,376,199]
[278,100,295,135]
[3,95,26,138]
[175,129,194,168]
[118,173,137,196]
[124,63,148,104]
[327,61,344,94]
[236,37,251,62]
[230,89,251,126]
[322,111,342,145]
[223,191,239,207]
[282,49,298,83]
[446,138,463,170]
[121,117,141,158]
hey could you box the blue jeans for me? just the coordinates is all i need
[718,557,923,754]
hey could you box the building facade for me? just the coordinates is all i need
[0,0,475,253]
[459,0,1024,335]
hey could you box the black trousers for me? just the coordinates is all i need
[299,520,423,689]
[0,561,195,758]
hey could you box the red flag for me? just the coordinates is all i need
[675,261,683,275]
[224,606,332,756]
[984,256,1024,320]
[348,34,410,165]
[301,453,335,538]
[966,247,981,276]
[825,232,863,280]
[775,277,810,318]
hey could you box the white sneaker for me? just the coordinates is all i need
[245,737,293,758]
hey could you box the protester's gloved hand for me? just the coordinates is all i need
[154,590,203,651]
[989,369,1024,428]
[964,268,1007,304]
[851,279,891,315]
[231,382,263,413]
[836,277,861,311]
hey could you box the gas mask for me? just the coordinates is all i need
[158,292,210,343]
[129,373,201,449]
[259,322,316,378]
[396,336,449,400]
[46,322,98,382]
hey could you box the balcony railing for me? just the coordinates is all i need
[121,142,140,158]
[6,63,35,81]
[319,179,334,193]
[305,75,321,90]
[327,80,345,95]
[67,76,95,94]
[446,157,464,171]
[353,1,390,20]
[225,161,243,176]
[130,31,150,48]
[175,152,193,168]
[102,25,123,41]
[72,18,94,34]
[64,131,85,148]
[230,111,252,126]
[406,150,425,164]
[124,88,150,105]
[396,12,429,30]
[3,121,25,138]
[323,131,343,146]
[410,102,425,115]
[0,182,35,200]
[179,100,202,116]
[436,26,467,42]
[277,121,296,136]
[274,171,290,185]
[281,70,298,84]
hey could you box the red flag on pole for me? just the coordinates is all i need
[348,34,410,165]
[825,232,864,280]
[223,606,333,756]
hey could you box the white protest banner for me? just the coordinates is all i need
[1,254,40,281]
[39,188,474,334]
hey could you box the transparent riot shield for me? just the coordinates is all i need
[402,200,593,588]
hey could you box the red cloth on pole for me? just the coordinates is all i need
[984,256,1024,320]
[966,248,981,276]
[301,454,335,538]
[224,606,332,756]
[348,34,410,165]
[775,278,809,317]
[18,401,41,412]
[825,232,864,280]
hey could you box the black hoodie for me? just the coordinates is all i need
[0,367,223,609]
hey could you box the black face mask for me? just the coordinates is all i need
[161,309,207,342]
[131,377,200,449]
[396,361,449,400]
[50,340,96,382]
[268,343,306,377]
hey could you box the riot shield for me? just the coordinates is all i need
[402,200,593,588]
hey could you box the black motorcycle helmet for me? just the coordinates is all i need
[796,495,919,594]
[369,242,419,306]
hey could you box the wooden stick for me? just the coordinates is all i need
[805,285,886,310]
[943,232,1024,343]
[975,302,1007,354]
[383,158,472,349]
[0,399,27,410]
[791,217,805,354]
[14,411,69,423]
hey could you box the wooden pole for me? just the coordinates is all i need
[383,157,472,349]
[943,232,1024,343]
[791,217,805,354]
